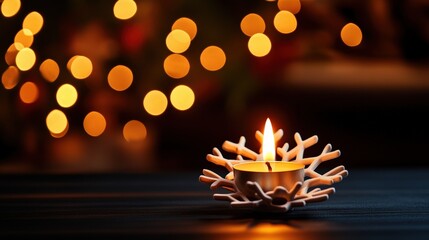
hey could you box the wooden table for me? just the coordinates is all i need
[1,169,428,239]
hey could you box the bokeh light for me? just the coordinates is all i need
[22,11,44,35]
[50,123,69,138]
[113,0,137,20]
[107,65,133,91]
[170,85,195,111]
[5,43,21,66]
[143,90,168,116]
[46,109,68,136]
[83,111,107,137]
[274,10,297,34]
[19,81,39,104]
[163,54,190,79]
[172,17,197,40]
[248,33,271,57]
[240,13,265,37]
[341,23,363,47]
[66,56,77,71]
[166,29,191,53]
[123,120,147,142]
[2,66,20,90]
[39,59,60,82]
[15,47,36,71]
[56,84,78,108]
[1,0,21,17]
[200,46,226,71]
[14,29,34,48]
[69,55,93,79]
[277,0,301,14]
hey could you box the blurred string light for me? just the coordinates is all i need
[163,53,190,79]
[341,23,363,47]
[170,85,195,111]
[15,47,36,71]
[143,90,168,116]
[22,11,44,35]
[165,29,191,53]
[56,84,78,108]
[145,16,203,116]
[241,0,301,56]
[277,0,301,14]
[19,81,38,104]
[108,65,133,91]
[2,66,20,90]
[39,59,60,82]
[83,111,107,137]
[113,0,137,20]
[172,17,197,40]
[274,10,297,34]
[2,0,365,141]
[240,13,272,57]
[200,46,226,71]
[248,33,271,57]
[240,13,265,37]
[123,120,147,142]
[1,0,21,17]
[68,55,93,79]
[46,109,69,137]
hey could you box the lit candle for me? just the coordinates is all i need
[233,118,305,197]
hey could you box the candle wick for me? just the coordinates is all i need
[265,162,272,172]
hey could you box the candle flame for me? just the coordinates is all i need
[262,118,276,161]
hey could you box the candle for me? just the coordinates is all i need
[200,117,347,212]
[233,118,305,198]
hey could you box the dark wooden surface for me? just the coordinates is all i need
[1,169,429,239]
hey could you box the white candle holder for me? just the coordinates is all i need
[199,129,348,212]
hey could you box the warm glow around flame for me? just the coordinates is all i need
[262,118,276,161]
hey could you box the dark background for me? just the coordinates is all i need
[1,0,429,173]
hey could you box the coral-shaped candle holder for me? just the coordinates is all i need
[199,120,348,212]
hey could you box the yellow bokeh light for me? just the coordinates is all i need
[16,47,36,71]
[46,109,68,135]
[166,29,191,53]
[277,0,301,14]
[341,23,363,47]
[83,111,107,137]
[14,29,33,48]
[274,11,297,34]
[172,17,197,40]
[143,90,168,116]
[248,33,271,57]
[56,84,78,108]
[200,46,226,71]
[107,65,133,91]
[70,55,93,79]
[1,0,21,17]
[2,66,20,90]
[39,59,60,82]
[113,0,137,20]
[240,13,266,37]
[22,11,44,35]
[170,85,195,111]
[123,120,147,142]
[19,81,39,104]
[163,54,190,79]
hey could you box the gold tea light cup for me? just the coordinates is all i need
[233,161,304,199]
